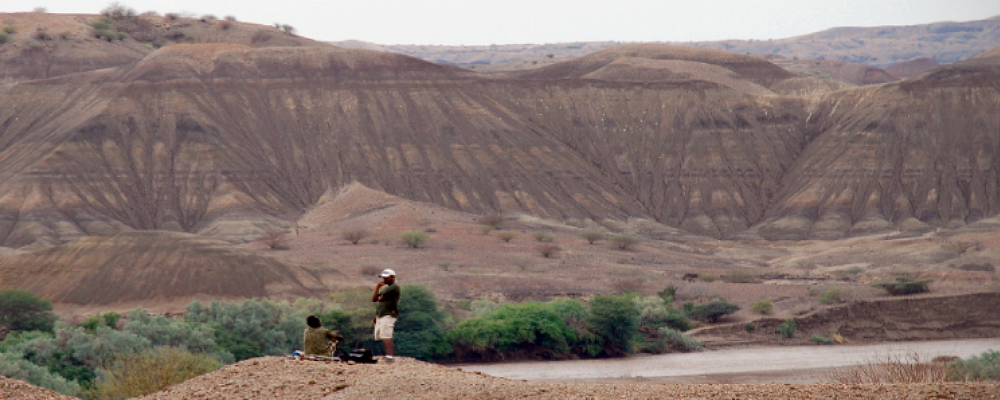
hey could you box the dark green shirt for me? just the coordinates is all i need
[376,283,400,317]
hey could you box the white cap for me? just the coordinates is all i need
[379,268,396,278]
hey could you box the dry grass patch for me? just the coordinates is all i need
[87,347,220,399]
[827,352,949,384]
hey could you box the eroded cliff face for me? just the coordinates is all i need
[756,57,1000,239]
[1,41,999,246]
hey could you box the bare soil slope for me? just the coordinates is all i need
[692,292,1000,347]
[754,54,1000,239]
[0,231,324,308]
[513,44,796,88]
[5,15,1000,245]
[886,57,941,79]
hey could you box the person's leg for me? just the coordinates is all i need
[378,316,396,359]
[326,339,339,357]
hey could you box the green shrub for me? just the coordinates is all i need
[0,330,51,353]
[103,312,122,329]
[751,300,773,314]
[124,309,217,353]
[10,326,152,386]
[0,352,81,396]
[3,26,17,34]
[778,318,797,338]
[394,285,452,360]
[609,234,639,250]
[535,244,561,258]
[688,299,739,323]
[658,328,703,352]
[449,301,578,360]
[579,229,606,244]
[531,231,554,243]
[0,32,8,44]
[398,231,428,248]
[810,334,834,344]
[0,289,58,338]
[497,232,516,242]
[871,275,932,296]
[657,285,677,303]
[81,312,122,332]
[948,350,1000,381]
[587,294,641,356]
[817,288,846,304]
[341,228,369,245]
[634,296,691,332]
[87,347,220,399]
[183,299,302,361]
[698,274,719,283]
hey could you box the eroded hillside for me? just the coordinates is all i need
[2,14,1000,247]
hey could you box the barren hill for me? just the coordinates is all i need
[0,231,324,307]
[885,57,941,79]
[513,44,796,88]
[754,54,1000,239]
[2,14,1000,246]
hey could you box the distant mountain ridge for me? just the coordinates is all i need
[333,16,1000,69]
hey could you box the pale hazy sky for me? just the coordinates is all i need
[3,1,999,45]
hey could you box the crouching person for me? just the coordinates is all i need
[303,315,345,358]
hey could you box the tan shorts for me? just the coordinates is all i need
[374,315,396,340]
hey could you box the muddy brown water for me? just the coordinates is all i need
[456,339,1000,384]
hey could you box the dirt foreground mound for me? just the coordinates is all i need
[0,376,76,400]
[123,356,999,399]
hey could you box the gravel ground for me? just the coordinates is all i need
[138,357,1000,399]
[1,377,77,400]
[4,356,1000,399]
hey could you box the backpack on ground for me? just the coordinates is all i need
[346,348,377,363]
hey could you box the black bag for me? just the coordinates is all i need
[346,348,377,363]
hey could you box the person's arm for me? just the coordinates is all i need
[372,282,384,302]
[326,329,344,341]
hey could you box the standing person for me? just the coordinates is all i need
[372,268,400,360]
[303,315,344,358]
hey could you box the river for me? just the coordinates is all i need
[456,339,1000,384]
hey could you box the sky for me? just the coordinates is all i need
[3,0,1000,45]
